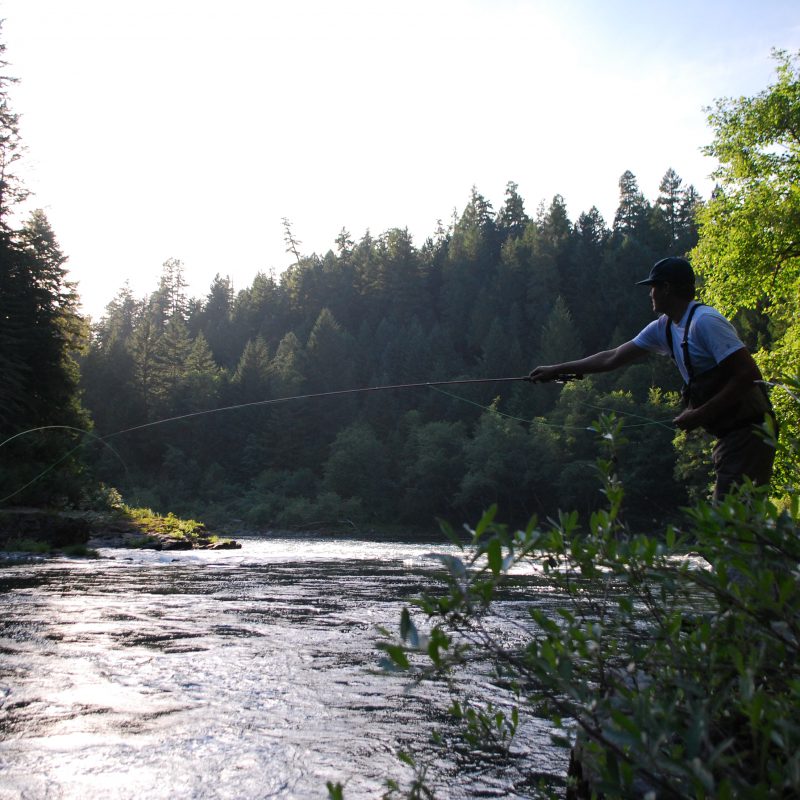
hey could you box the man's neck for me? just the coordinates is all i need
[666,298,693,324]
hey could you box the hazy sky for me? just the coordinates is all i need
[2,0,799,319]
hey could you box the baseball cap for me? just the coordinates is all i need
[635,257,695,286]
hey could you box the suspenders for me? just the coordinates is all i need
[665,302,705,383]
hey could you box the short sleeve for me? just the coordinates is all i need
[632,317,670,356]
[692,311,745,366]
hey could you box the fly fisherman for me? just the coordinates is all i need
[528,257,776,501]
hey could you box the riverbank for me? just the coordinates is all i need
[0,506,241,553]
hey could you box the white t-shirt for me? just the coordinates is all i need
[632,303,745,385]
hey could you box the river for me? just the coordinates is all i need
[0,536,568,799]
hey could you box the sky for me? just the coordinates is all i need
[2,0,799,319]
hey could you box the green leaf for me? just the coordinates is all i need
[380,644,409,670]
[487,537,502,575]
[400,607,419,647]
[474,505,498,540]
[326,781,344,800]
[397,750,415,767]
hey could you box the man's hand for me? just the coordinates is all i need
[673,407,703,431]
[527,365,562,383]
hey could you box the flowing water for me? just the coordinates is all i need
[0,536,568,799]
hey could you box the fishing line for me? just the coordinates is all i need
[102,376,541,440]
[0,425,131,504]
[0,373,676,502]
[429,386,677,431]
[428,385,588,431]
[0,378,536,502]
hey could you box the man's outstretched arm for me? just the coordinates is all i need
[528,341,647,383]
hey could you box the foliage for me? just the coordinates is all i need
[379,411,800,798]
[692,49,800,487]
[120,505,206,540]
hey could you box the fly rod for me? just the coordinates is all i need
[102,374,584,440]
[0,373,583,503]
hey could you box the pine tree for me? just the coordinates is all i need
[496,180,530,240]
[0,30,27,226]
[613,170,650,235]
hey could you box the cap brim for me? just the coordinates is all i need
[635,278,656,285]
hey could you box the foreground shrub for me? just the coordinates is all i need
[378,411,799,798]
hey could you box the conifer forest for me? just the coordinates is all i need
[88,173,704,531]
[6,166,708,531]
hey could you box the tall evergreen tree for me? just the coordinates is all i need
[0,210,90,504]
[152,312,193,412]
[0,31,27,226]
[233,337,271,402]
[496,180,530,240]
[656,167,685,246]
[613,170,650,235]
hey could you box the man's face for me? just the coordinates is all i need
[649,281,669,314]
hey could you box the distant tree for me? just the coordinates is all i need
[373,228,425,322]
[335,227,354,256]
[652,168,703,254]
[232,270,287,359]
[675,183,702,253]
[457,406,544,522]
[233,337,270,402]
[657,168,683,238]
[183,332,220,410]
[263,332,309,471]
[129,309,161,420]
[323,421,391,516]
[566,207,608,347]
[306,308,354,392]
[537,296,583,366]
[400,414,466,524]
[153,257,188,323]
[282,217,302,266]
[496,180,530,239]
[613,169,650,235]
[525,197,570,336]
[196,274,235,366]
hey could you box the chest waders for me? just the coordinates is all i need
[665,303,774,438]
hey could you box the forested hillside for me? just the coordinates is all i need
[79,173,707,530]
[3,37,796,536]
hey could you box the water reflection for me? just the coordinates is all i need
[0,536,567,798]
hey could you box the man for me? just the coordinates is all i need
[528,257,776,500]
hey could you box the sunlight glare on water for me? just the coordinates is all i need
[0,536,567,799]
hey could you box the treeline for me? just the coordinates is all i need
[78,172,708,530]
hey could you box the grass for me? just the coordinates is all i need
[120,505,207,541]
[117,505,237,548]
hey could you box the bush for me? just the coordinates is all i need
[379,408,800,798]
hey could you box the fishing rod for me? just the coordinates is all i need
[0,373,583,449]
[102,374,584,440]
[0,374,583,503]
